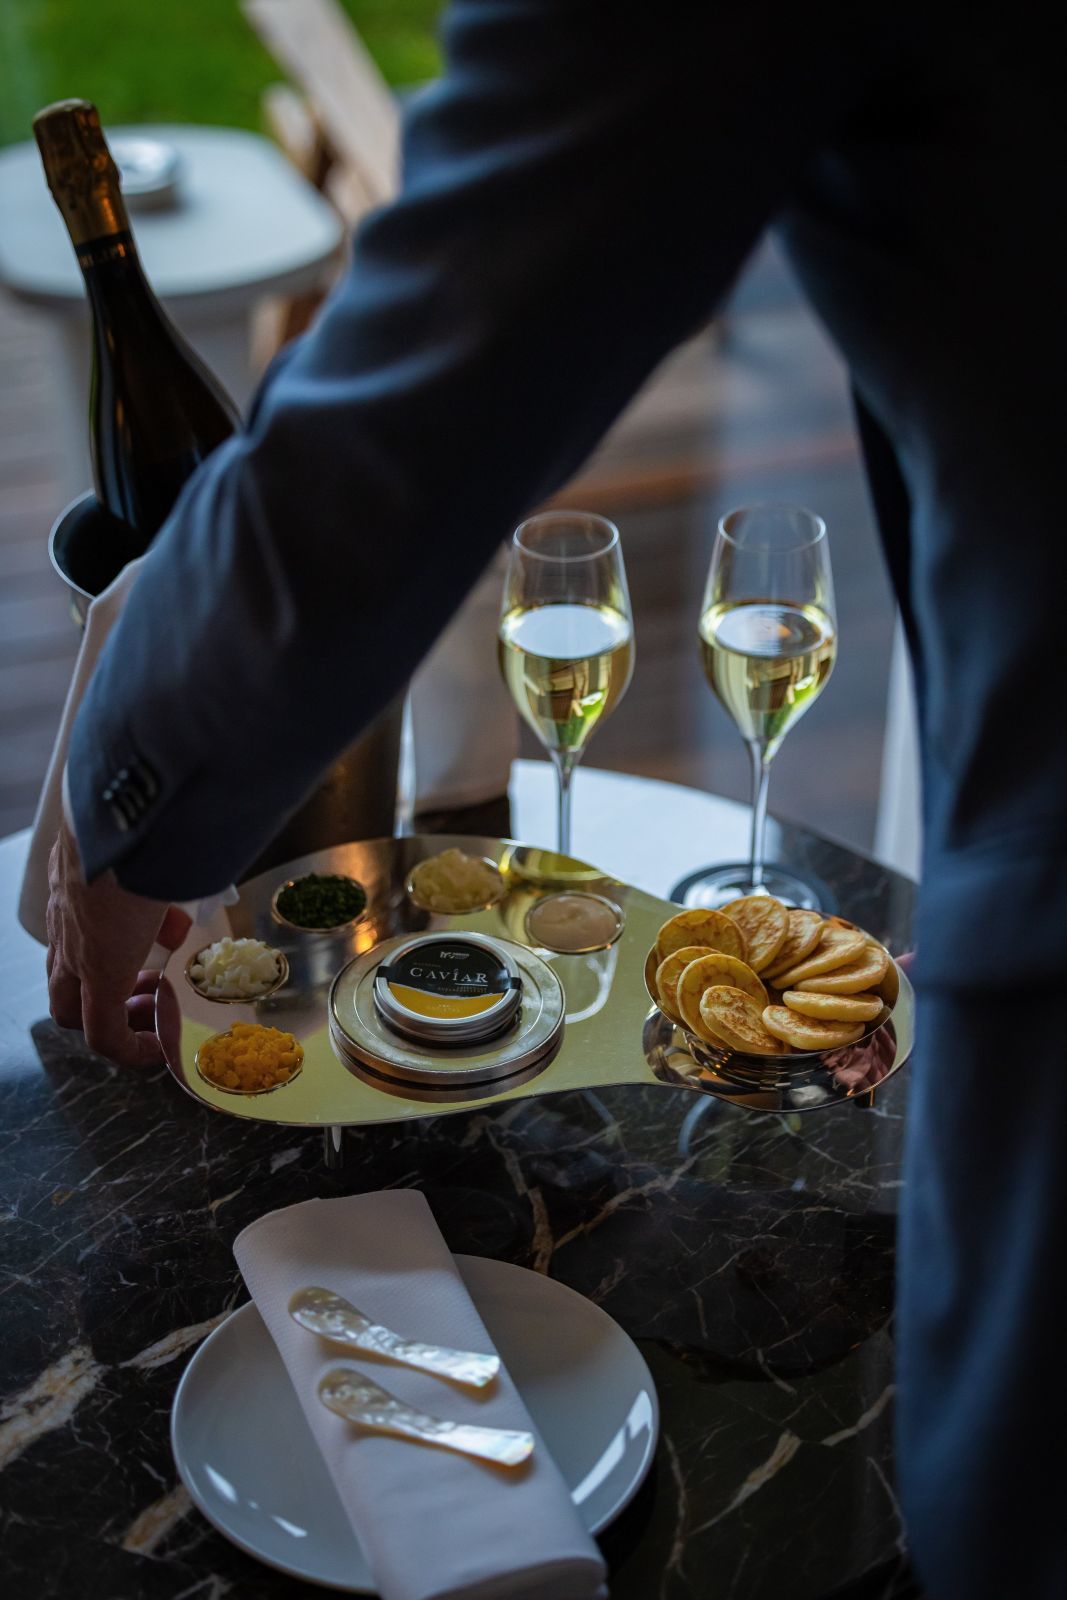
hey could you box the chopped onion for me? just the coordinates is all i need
[189,936,282,999]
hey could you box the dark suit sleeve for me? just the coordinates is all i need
[67,0,875,898]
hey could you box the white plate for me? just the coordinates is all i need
[171,1254,659,1592]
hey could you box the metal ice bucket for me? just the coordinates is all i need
[48,489,132,627]
[49,491,403,870]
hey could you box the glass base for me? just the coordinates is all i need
[670,862,837,913]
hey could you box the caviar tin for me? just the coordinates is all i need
[330,932,564,1093]
[372,933,523,1045]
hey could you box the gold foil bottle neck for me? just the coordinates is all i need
[33,98,129,246]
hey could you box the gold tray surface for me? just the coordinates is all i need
[158,836,914,1126]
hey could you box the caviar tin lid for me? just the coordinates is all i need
[329,933,565,1092]
[373,933,522,1045]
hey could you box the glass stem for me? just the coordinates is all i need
[747,743,772,891]
[552,751,577,856]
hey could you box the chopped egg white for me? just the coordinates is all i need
[189,937,283,999]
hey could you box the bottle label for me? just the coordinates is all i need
[378,938,518,1020]
[76,230,135,269]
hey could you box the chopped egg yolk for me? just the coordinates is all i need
[197,1023,303,1093]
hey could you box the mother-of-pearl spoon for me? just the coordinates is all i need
[288,1286,500,1390]
[318,1368,534,1467]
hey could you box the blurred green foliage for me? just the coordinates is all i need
[0,0,444,146]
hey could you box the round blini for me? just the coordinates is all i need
[654,945,713,1024]
[721,895,788,972]
[762,1006,865,1051]
[771,926,867,987]
[765,909,825,978]
[793,943,889,994]
[677,954,766,1042]
[782,989,883,1022]
[699,986,787,1054]
[655,909,747,964]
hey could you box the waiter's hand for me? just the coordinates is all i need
[46,816,191,1066]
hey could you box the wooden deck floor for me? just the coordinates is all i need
[0,293,79,839]
[0,236,894,853]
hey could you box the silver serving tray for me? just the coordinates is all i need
[157,836,914,1126]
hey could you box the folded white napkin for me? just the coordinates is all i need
[234,1192,608,1600]
[18,554,236,946]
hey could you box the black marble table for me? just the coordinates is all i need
[0,782,921,1600]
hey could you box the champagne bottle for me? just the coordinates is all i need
[33,99,239,556]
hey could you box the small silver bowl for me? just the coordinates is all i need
[194,1033,304,1095]
[271,875,368,936]
[405,855,506,915]
[524,891,625,954]
[185,947,290,1005]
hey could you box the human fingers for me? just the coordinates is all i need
[48,960,84,1032]
[157,905,193,950]
[127,972,164,1034]
[45,873,61,983]
[126,992,161,1035]
[81,988,163,1068]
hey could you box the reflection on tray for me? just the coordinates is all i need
[643,1000,904,1112]
[547,944,620,1026]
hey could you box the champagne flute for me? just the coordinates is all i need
[685,503,836,910]
[498,512,634,855]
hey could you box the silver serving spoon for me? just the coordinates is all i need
[318,1367,533,1467]
[288,1286,500,1390]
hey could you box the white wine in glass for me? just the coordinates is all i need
[498,513,634,855]
[699,600,836,751]
[686,505,837,910]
